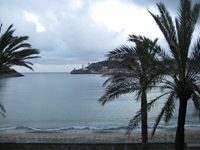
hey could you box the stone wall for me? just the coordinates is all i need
[0,142,188,150]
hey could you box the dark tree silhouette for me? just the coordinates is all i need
[99,35,163,150]
[148,0,200,149]
[0,23,40,71]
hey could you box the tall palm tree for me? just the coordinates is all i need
[148,0,200,149]
[0,23,40,71]
[99,34,163,150]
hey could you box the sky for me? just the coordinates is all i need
[0,0,200,72]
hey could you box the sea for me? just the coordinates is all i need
[0,72,199,131]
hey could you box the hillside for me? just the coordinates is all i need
[70,61,117,74]
[0,68,23,79]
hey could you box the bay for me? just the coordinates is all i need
[0,73,199,131]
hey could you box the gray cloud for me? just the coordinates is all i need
[1,0,123,66]
[0,0,199,72]
[132,0,200,9]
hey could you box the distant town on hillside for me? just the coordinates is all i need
[70,61,123,74]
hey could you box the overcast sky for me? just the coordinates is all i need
[0,0,200,72]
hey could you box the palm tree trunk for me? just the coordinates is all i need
[141,90,148,150]
[175,98,188,150]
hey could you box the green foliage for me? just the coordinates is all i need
[0,23,40,71]
[87,61,118,71]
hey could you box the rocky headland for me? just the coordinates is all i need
[0,68,23,79]
[70,61,119,74]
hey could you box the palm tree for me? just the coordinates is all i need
[0,22,40,117]
[148,0,200,149]
[0,23,40,71]
[99,34,163,150]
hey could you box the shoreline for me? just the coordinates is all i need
[0,128,199,144]
[0,69,23,79]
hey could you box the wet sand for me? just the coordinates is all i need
[0,128,199,145]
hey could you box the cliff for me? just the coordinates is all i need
[0,68,23,79]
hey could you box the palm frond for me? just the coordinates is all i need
[191,94,200,119]
[106,45,135,61]
[176,0,200,74]
[7,37,30,52]
[188,37,200,77]
[126,92,170,135]
[0,24,15,51]
[126,109,141,136]
[190,37,200,59]
[151,92,176,138]
[99,73,139,105]
[0,23,40,70]
[148,3,182,74]
[0,104,6,117]
[12,49,40,58]
[0,23,2,33]
[129,34,161,55]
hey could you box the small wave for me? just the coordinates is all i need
[62,125,127,131]
[185,124,200,128]
[0,123,199,132]
[0,126,18,131]
[0,125,127,132]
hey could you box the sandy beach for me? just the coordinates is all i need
[0,128,199,145]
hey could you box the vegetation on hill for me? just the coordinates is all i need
[71,60,118,74]
[0,67,23,79]
[87,61,117,70]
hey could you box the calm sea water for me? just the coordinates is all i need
[0,73,199,131]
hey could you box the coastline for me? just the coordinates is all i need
[0,128,199,144]
[0,69,23,79]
